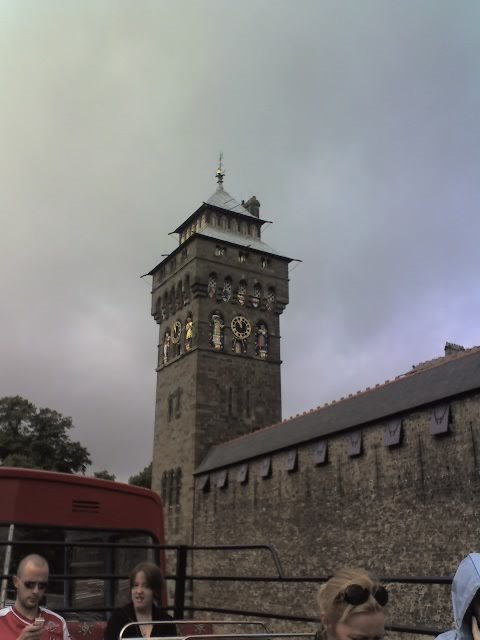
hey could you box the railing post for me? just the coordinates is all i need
[173,545,188,620]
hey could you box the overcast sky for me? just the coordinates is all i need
[1,1,479,481]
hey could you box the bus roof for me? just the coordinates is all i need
[0,467,164,539]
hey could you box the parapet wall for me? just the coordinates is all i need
[191,391,480,632]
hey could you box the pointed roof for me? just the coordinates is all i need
[205,183,257,218]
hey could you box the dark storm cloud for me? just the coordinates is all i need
[1,1,479,479]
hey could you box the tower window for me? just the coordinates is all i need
[215,245,226,256]
[175,468,182,506]
[222,277,232,302]
[252,283,262,309]
[208,273,217,299]
[175,388,182,419]
[239,252,248,263]
[261,256,270,269]
[237,280,247,306]
[168,395,173,421]
[266,287,275,312]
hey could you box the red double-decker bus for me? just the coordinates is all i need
[0,466,166,618]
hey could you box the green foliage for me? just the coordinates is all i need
[128,462,152,488]
[0,395,91,474]
[94,469,116,481]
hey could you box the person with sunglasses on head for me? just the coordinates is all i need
[316,567,388,640]
[436,553,480,640]
[0,554,70,640]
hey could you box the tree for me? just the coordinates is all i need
[0,395,91,474]
[129,462,152,488]
[94,470,116,481]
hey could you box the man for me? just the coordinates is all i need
[0,554,70,640]
[436,553,480,640]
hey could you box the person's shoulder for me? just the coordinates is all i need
[0,606,13,618]
[435,630,457,640]
[39,606,68,623]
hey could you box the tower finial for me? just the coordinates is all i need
[216,152,225,185]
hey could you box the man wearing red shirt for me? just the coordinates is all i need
[0,554,70,640]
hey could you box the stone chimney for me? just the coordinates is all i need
[444,342,465,356]
[243,196,260,218]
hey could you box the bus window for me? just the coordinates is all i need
[0,525,157,618]
[112,533,156,607]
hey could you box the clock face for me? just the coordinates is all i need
[171,320,182,343]
[231,315,251,340]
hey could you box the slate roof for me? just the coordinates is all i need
[205,185,254,216]
[195,346,480,475]
[196,225,292,260]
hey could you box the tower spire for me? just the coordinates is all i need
[215,152,225,188]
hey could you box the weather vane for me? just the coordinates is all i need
[216,152,225,185]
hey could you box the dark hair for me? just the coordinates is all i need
[129,562,164,601]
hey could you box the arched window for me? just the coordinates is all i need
[255,322,269,359]
[183,275,190,306]
[211,214,217,227]
[241,221,248,234]
[266,287,275,312]
[208,273,217,299]
[168,469,175,507]
[176,282,183,311]
[161,471,168,502]
[252,283,262,309]
[201,213,207,228]
[237,280,247,306]
[175,468,182,506]
[222,277,232,302]
[221,216,227,229]
[169,288,175,316]
[209,311,224,351]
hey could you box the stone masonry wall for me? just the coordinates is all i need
[191,392,480,634]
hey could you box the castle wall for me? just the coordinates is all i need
[192,392,480,633]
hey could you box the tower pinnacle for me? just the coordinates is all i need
[215,152,225,187]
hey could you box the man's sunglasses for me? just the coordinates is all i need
[337,584,389,607]
[17,579,48,591]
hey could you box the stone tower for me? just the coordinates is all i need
[148,164,291,544]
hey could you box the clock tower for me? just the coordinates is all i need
[148,163,291,544]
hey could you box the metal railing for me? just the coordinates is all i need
[0,539,452,636]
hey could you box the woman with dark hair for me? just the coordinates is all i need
[104,562,176,639]
[316,567,388,640]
